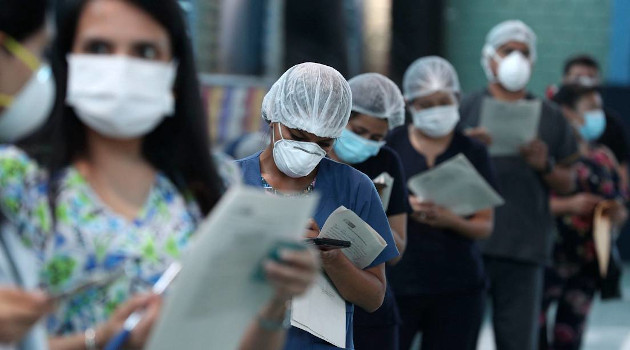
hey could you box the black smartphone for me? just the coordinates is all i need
[306,238,352,251]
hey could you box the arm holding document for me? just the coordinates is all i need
[305,220,386,313]
[520,139,576,194]
[239,248,319,350]
[551,193,603,216]
[551,195,627,226]
[387,214,407,265]
[409,196,494,240]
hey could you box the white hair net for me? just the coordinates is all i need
[262,62,352,138]
[403,56,461,101]
[348,73,405,129]
[482,19,537,64]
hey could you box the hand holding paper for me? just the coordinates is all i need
[408,196,461,229]
[146,186,319,350]
[520,139,549,171]
[407,154,504,217]
[291,206,388,347]
[479,97,542,156]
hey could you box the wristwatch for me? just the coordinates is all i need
[84,328,97,350]
[537,157,555,175]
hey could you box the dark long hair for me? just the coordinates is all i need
[0,0,48,41]
[18,0,222,215]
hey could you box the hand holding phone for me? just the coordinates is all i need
[48,268,124,301]
[305,238,351,251]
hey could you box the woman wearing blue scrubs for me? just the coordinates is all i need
[237,62,399,350]
[327,73,409,350]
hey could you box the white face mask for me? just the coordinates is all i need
[272,123,327,178]
[66,54,177,139]
[411,105,460,138]
[494,51,531,92]
[0,64,55,142]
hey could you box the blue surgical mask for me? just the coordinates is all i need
[579,109,606,142]
[333,128,385,164]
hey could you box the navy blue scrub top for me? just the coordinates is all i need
[237,152,399,349]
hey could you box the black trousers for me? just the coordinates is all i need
[484,257,544,350]
[396,289,485,350]
[354,324,399,350]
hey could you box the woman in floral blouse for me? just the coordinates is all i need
[0,0,317,349]
[539,84,628,350]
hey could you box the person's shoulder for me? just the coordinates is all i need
[540,96,564,119]
[460,89,487,107]
[321,157,375,188]
[385,125,408,148]
[592,144,620,167]
[373,145,404,171]
[0,144,37,169]
[378,145,400,160]
[235,151,261,167]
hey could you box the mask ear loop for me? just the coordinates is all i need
[481,45,501,83]
[0,36,42,107]
[2,36,40,72]
[0,94,12,107]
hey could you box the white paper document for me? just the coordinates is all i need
[147,186,319,350]
[407,154,504,217]
[373,172,394,212]
[594,201,614,277]
[319,206,387,269]
[291,206,387,347]
[291,274,347,348]
[479,97,542,156]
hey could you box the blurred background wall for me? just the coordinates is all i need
[181,0,630,258]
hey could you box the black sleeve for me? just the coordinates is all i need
[385,148,412,216]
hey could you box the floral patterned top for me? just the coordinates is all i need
[0,145,202,335]
[553,145,626,269]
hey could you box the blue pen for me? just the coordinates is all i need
[104,262,182,350]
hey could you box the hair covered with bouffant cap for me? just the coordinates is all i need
[348,73,405,130]
[262,62,352,138]
[403,56,461,102]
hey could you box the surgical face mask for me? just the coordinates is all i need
[66,54,177,139]
[0,34,55,142]
[0,64,55,142]
[493,51,531,92]
[411,105,460,138]
[578,109,606,141]
[334,128,384,164]
[272,123,327,178]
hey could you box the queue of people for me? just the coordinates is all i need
[1,1,628,350]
